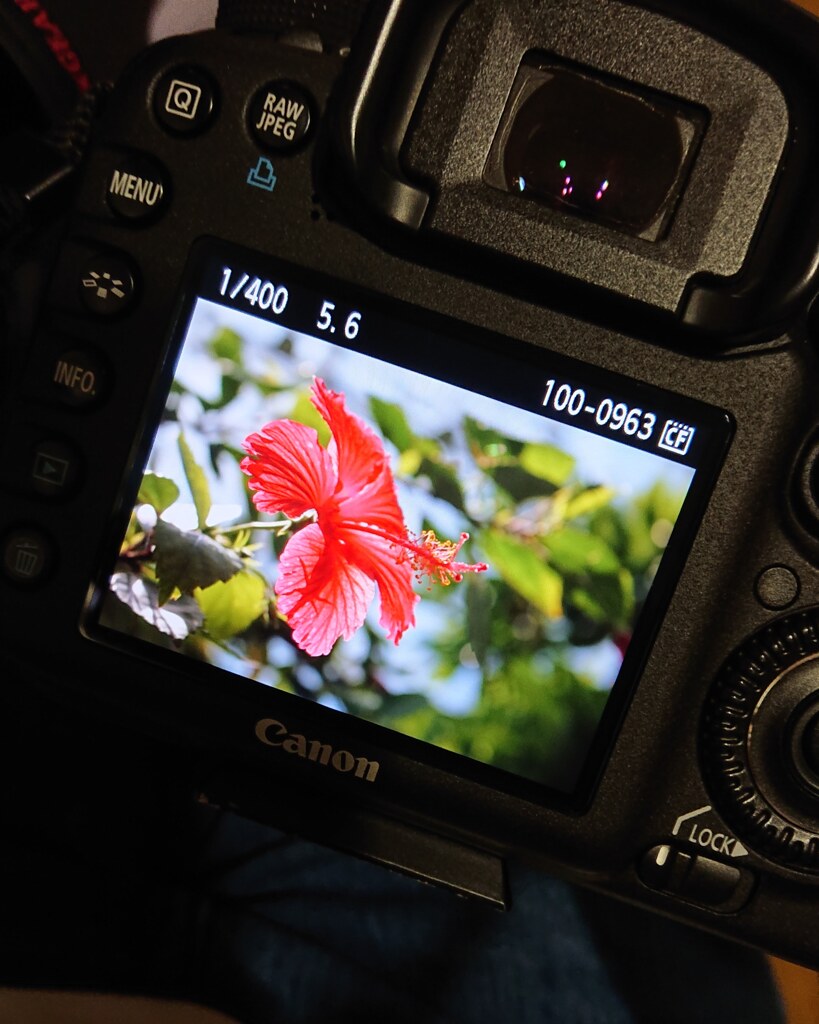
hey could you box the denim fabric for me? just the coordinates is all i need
[0,700,786,1024]
[170,808,784,1024]
[185,813,633,1024]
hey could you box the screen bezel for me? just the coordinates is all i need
[83,236,734,814]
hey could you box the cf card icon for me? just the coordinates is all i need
[658,419,695,456]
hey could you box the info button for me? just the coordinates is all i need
[50,349,108,409]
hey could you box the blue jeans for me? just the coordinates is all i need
[0,726,785,1024]
[172,809,784,1024]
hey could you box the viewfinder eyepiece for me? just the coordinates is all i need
[484,58,705,240]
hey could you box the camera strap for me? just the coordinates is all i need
[0,0,95,251]
[215,0,371,51]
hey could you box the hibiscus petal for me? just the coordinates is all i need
[275,523,374,657]
[310,378,406,531]
[241,419,336,519]
[340,525,417,645]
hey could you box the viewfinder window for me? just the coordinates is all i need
[484,57,706,240]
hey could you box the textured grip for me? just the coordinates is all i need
[216,0,371,50]
[701,610,819,874]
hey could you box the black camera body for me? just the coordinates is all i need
[5,0,819,966]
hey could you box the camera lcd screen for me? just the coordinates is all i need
[94,242,730,798]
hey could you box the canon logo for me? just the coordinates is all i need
[254,718,380,782]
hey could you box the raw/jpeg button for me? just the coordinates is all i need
[248,81,313,152]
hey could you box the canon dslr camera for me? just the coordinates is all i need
[4,0,819,967]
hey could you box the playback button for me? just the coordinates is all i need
[29,438,82,498]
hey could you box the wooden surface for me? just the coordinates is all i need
[770,960,819,1024]
[0,991,239,1023]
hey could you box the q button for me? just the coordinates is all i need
[153,66,217,135]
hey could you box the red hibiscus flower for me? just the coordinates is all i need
[240,377,486,657]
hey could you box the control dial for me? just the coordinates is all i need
[702,608,819,872]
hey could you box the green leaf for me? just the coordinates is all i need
[370,397,415,453]
[195,570,267,640]
[370,692,431,723]
[519,443,575,486]
[466,577,494,666]
[138,473,180,515]
[490,465,557,503]
[464,418,520,461]
[219,374,241,408]
[289,391,331,446]
[109,570,204,640]
[209,326,243,362]
[480,530,563,618]
[543,528,620,576]
[154,519,242,598]
[568,567,634,626]
[564,485,615,520]
[178,432,212,530]
[419,457,466,512]
[398,449,423,475]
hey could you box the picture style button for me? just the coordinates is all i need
[29,438,82,498]
[106,152,169,222]
[153,66,217,135]
[2,527,54,585]
[79,253,137,316]
[248,81,313,152]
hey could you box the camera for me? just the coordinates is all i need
[4,0,819,968]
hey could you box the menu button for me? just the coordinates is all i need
[106,153,169,221]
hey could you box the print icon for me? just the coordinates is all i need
[247,157,277,192]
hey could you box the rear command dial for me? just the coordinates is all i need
[702,609,819,873]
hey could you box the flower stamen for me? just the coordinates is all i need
[347,522,487,587]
